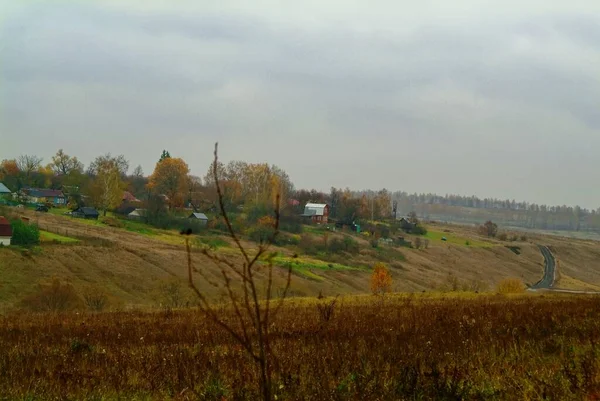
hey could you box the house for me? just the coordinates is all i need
[128,208,147,221]
[301,203,329,224]
[0,216,12,246]
[115,205,138,216]
[188,212,209,225]
[122,191,141,203]
[20,188,66,206]
[398,217,416,233]
[72,207,100,220]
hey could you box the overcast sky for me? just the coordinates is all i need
[1,1,599,208]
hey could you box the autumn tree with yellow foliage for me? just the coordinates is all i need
[88,156,126,216]
[148,156,190,209]
[371,262,392,296]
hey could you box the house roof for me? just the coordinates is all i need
[128,209,146,217]
[116,205,137,215]
[0,183,11,194]
[189,212,208,220]
[74,207,99,216]
[23,188,65,198]
[303,203,328,216]
[0,216,12,237]
[122,191,140,202]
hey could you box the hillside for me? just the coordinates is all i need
[1,209,600,310]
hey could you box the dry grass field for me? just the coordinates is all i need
[1,209,600,311]
[2,294,600,400]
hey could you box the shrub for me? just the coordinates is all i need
[316,293,338,323]
[520,235,528,242]
[21,278,81,312]
[279,215,303,234]
[100,216,124,228]
[498,233,508,241]
[10,219,40,246]
[248,225,277,244]
[246,203,273,224]
[369,238,379,248]
[497,278,525,294]
[83,290,108,312]
[298,234,321,255]
[328,236,359,255]
[159,280,187,309]
[479,221,498,237]
[411,225,428,236]
[195,236,229,250]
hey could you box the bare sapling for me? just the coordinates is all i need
[184,143,292,401]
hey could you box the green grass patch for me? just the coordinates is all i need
[272,255,366,272]
[425,229,492,247]
[121,220,157,236]
[40,231,79,244]
[195,236,230,250]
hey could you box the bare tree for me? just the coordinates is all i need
[17,155,43,185]
[51,149,84,175]
[185,143,292,401]
[87,154,129,177]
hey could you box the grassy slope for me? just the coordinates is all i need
[1,209,599,309]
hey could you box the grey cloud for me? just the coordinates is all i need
[1,3,600,207]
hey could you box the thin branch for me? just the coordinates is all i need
[213,143,250,265]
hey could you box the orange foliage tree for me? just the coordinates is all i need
[148,157,190,209]
[371,262,392,295]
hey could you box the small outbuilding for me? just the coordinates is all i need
[0,216,12,246]
[72,207,100,220]
[188,212,209,225]
[128,208,147,221]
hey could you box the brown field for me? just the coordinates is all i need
[1,209,600,311]
[2,294,600,400]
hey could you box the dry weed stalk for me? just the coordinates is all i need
[184,143,292,401]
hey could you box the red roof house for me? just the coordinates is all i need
[0,216,12,246]
[122,191,141,203]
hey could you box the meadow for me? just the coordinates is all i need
[1,294,600,400]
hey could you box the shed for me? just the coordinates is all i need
[128,209,147,221]
[188,212,209,225]
[0,183,12,195]
[398,217,416,233]
[0,216,12,246]
[72,207,100,220]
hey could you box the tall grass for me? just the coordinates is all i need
[2,295,600,399]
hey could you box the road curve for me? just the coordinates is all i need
[527,246,600,294]
[529,245,556,290]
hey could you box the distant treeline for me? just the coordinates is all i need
[391,192,600,232]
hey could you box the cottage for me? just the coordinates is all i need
[128,208,147,221]
[0,216,12,246]
[188,212,209,225]
[301,203,329,224]
[72,207,100,220]
[20,188,66,206]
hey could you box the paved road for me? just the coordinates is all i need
[529,245,556,290]
[527,245,600,294]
